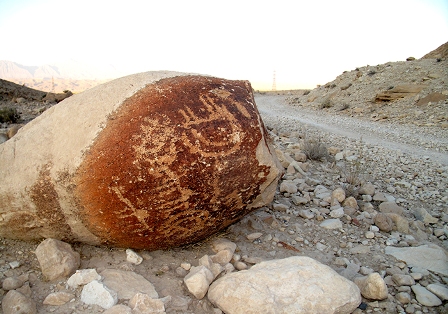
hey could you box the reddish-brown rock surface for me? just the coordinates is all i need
[0,72,282,249]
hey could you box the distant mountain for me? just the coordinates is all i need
[0,60,126,80]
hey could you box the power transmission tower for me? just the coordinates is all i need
[272,70,277,91]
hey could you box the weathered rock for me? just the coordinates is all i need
[2,276,23,290]
[67,269,101,288]
[81,280,118,309]
[2,290,37,314]
[332,187,346,203]
[386,213,409,234]
[126,249,143,265]
[411,285,442,306]
[100,269,158,300]
[353,273,388,300]
[0,72,282,250]
[320,219,342,229]
[374,213,394,232]
[342,196,358,209]
[375,84,426,102]
[184,265,214,299]
[280,181,297,194]
[385,244,448,276]
[359,183,375,196]
[421,41,448,59]
[416,92,448,106]
[35,238,80,281]
[378,202,404,215]
[392,274,415,286]
[426,284,448,301]
[129,293,165,314]
[414,208,438,224]
[43,291,75,305]
[208,256,361,314]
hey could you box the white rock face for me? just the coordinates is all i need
[183,265,214,299]
[385,244,448,276]
[100,269,158,300]
[320,219,343,229]
[81,280,118,309]
[67,269,101,288]
[208,256,361,314]
[35,238,80,281]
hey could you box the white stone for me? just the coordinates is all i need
[180,262,191,271]
[298,209,315,219]
[411,285,442,307]
[246,232,263,240]
[211,249,234,265]
[208,256,361,314]
[67,269,101,288]
[129,293,165,314]
[320,219,343,229]
[43,292,75,305]
[330,207,344,218]
[35,238,80,281]
[385,244,448,276]
[210,238,237,254]
[183,265,214,299]
[365,231,375,239]
[353,273,388,300]
[126,249,143,265]
[81,280,118,309]
[103,304,133,314]
[100,269,158,300]
[332,187,346,203]
[426,284,448,301]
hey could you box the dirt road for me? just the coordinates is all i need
[255,95,448,166]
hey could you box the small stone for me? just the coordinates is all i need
[81,280,118,309]
[298,209,315,219]
[320,219,342,229]
[365,231,375,239]
[211,249,234,265]
[359,183,375,196]
[330,207,344,218]
[392,274,415,286]
[374,213,394,232]
[373,192,394,202]
[414,208,438,224]
[353,273,388,300]
[350,245,370,254]
[35,238,80,281]
[2,276,23,290]
[234,261,248,270]
[332,188,346,203]
[183,266,214,299]
[360,267,373,275]
[379,202,404,215]
[176,267,188,277]
[129,293,165,314]
[386,213,409,234]
[181,262,191,271]
[2,290,37,314]
[411,285,442,306]
[280,181,297,194]
[67,269,101,288]
[410,273,423,281]
[291,195,309,205]
[396,292,411,304]
[246,232,263,240]
[43,292,75,305]
[101,269,158,300]
[342,196,358,209]
[426,283,448,300]
[9,261,20,269]
[126,249,143,265]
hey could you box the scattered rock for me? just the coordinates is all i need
[2,290,36,314]
[353,273,388,300]
[414,208,438,224]
[67,269,101,288]
[320,219,342,229]
[374,213,394,232]
[126,249,143,265]
[426,284,448,301]
[103,304,133,314]
[34,238,80,281]
[81,280,118,309]
[2,276,23,290]
[184,265,214,299]
[129,293,165,314]
[385,245,448,276]
[411,285,442,307]
[42,291,75,305]
[100,269,158,300]
[208,256,361,314]
[392,274,415,286]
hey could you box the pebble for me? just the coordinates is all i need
[320,219,342,229]
[246,232,263,240]
[126,249,143,265]
[411,285,442,306]
[426,283,448,300]
[2,276,23,290]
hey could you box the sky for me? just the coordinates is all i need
[0,0,447,90]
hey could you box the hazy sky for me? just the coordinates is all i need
[0,0,447,90]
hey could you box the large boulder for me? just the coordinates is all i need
[0,71,282,249]
[208,256,361,314]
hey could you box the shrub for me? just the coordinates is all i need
[319,98,333,109]
[302,138,328,161]
[0,107,20,123]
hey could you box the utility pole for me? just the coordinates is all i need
[272,70,277,91]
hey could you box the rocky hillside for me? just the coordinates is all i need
[285,50,447,128]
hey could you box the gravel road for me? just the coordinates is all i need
[255,95,448,167]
